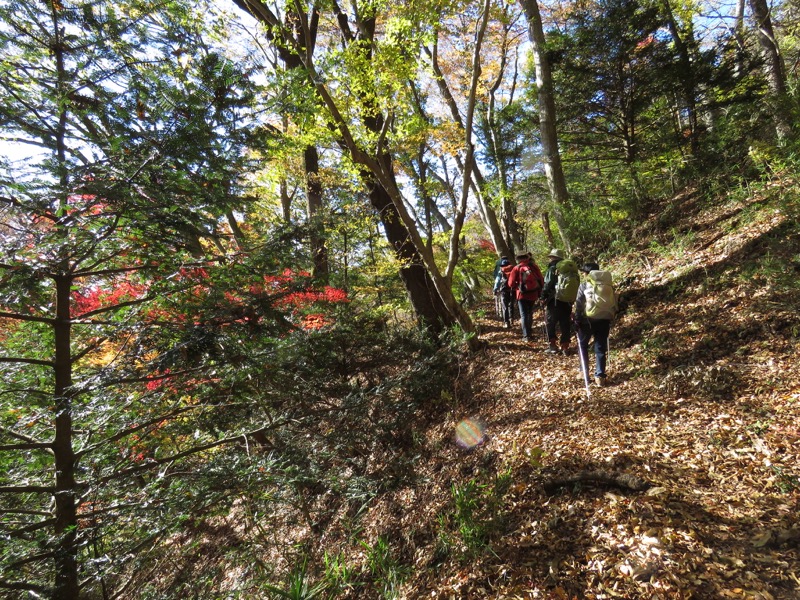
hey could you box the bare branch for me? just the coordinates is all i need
[96,424,287,485]
[5,518,57,537]
[0,442,52,451]
[0,356,54,367]
[0,580,49,594]
[0,485,55,494]
[0,426,47,446]
[0,311,54,325]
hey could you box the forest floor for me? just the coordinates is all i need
[360,184,800,599]
[170,183,799,600]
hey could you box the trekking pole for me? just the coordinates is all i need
[577,333,592,399]
[540,305,548,342]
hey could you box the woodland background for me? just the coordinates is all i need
[0,0,798,598]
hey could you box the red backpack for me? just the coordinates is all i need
[519,263,542,295]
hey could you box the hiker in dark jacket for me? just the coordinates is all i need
[541,248,573,355]
[507,253,544,342]
[574,262,616,387]
[493,257,515,328]
[493,255,510,280]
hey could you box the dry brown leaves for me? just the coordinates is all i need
[395,192,800,599]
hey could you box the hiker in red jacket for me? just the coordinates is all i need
[507,253,544,342]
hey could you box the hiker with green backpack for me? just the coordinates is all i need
[574,262,619,387]
[541,249,580,355]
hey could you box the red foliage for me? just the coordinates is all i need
[65,193,107,216]
[176,266,210,281]
[279,285,349,309]
[72,280,147,317]
[145,369,171,391]
[300,313,331,330]
[478,238,496,252]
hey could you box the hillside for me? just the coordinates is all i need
[357,183,800,598]
[133,182,799,600]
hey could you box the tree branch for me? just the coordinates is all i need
[0,356,54,367]
[0,311,54,325]
[0,442,52,451]
[543,471,651,493]
[95,424,287,485]
[6,518,57,537]
[0,485,55,494]
[0,426,47,446]
[0,580,49,594]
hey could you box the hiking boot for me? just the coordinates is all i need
[560,344,571,356]
[504,321,512,329]
[545,345,559,354]
[594,376,607,387]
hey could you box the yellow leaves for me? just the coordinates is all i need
[427,121,467,158]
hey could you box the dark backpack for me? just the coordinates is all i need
[555,259,580,303]
[496,264,514,298]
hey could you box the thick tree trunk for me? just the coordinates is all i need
[303,145,329,283]
[748,0,792,139]
[363,169,455,332]
[661,0,699,156]
[53,275,79,600]
[518,0,571,253]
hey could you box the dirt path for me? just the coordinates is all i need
[402,193,800,599]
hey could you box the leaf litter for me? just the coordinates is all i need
[394,191,800,599]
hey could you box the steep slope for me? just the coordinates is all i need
[126,183,799,599]
[390,184,800,598]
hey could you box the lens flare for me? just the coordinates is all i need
[455,418,486,449]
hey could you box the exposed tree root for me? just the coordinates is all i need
[543,471,652,493]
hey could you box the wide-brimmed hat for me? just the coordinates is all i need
[548,248,565,260]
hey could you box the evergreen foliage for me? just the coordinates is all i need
[0,0,799,597]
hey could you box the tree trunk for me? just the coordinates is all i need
[541,211,556,249]
[748,0,792,139]
[53,275,79,600]
[363,169,455,332]
[303,145,329,283]
[51,14,80,595]
[518,0,572,252]
[279,15,330,283]
[660,0,699,155]
[425,34,514,260]
[279,115,292,223]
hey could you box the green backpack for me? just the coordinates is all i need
[555,259,580,303]
[585,270,618,319]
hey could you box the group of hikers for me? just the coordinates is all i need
[492,249,618,388]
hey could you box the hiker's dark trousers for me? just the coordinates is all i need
[577,318,611,378]
[518,299,535,340]
[500,290,514,325]
[546,299,573,345]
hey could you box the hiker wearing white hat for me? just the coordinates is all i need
[541,248,578,355]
